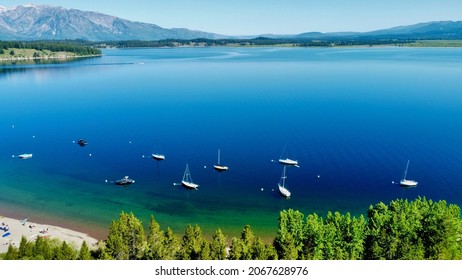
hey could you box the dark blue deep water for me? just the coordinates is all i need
[1,47,462,239]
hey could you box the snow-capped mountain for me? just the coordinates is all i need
[0,4,224,40]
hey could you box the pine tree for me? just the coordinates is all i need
[228,225,255,260]
[179,225,204,260]
[251,237,268,260]
[210,229,228,260]
[145,215,164,260]
[228,237,245,260]
[78,241,93,260]
[163,227,180,260]
[33,236,53,260]
[54,241,77,260]
[105,211,145,260]
[274,209,305,259]
[417,198,462,259]
[199,239,211,260]
[4,244,19,260]
[18,236,33,259]
[302,213,325,260]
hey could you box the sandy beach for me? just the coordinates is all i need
[0,216,99,254]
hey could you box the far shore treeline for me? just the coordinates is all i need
[2,38,462,59]
[1,197,461,260]
[92,37,416,48]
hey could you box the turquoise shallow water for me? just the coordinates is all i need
[1,47,462,240]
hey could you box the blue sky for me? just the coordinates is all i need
[1,1,461,35]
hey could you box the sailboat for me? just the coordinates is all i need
[151,153,165,161]
[17,153,33,159]
[213,149,229,172]
[278,166,291,198]
[278,157,299,167]
[400,160,418,187]
[151,140,165,161]
[181,164,199,190]
[276,144,299,167]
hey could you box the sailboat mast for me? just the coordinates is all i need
[218,149,221,165]
[183,164,189,181]
[403,160,410,180]
[281,166,287,186]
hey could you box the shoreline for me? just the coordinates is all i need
[0,215,100,254]
[0,205,109,241]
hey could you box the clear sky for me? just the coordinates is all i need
[1,0,461,35]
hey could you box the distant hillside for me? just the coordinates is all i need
[267,21,462,40]
[363,21,462,39]
[1,5,461,41]
[0,4,225,41]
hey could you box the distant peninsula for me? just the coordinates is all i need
[0,41,102,62]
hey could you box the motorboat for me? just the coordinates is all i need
[115,176,135,186]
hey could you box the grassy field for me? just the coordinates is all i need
[0,48,78,61]
[404,40,462,47]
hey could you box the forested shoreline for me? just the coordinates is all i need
[94,37,416,48]
[0,40,101,60]
[1,39,461,63]
[2,197,461,260]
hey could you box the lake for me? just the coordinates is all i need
[1,47,462,240]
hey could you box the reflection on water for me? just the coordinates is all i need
[0,56,101,80]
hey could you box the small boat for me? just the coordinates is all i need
[77,139,88,147]
[115,176,135,186]
[278,166,291,198]
[181,164,199,190]
[18,153,33,159]
[278,158,299,167]
[151,141,165,161]
[2,232,11,238]
[400,160,418,187]
[151,153,165,161]
[213,149,228,172]
[277,145,299,167]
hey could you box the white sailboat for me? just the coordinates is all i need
[151,142,165,161]
[151,153,165,161]
[278,166,291,198]
[18,153,33,159]
[181,164,199,190]
[277,145,299,167]
[278,158,299,167]
[213,149,229,172]
[400,160,418,187]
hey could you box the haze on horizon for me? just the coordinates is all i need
[1,0,461,36]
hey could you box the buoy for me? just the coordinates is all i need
[89,153,92,157]
[105,179,108,183]
[204,165,207,169]
[317,175,320,178]
[261,188,264,191]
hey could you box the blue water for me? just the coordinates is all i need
[1,47,462,239]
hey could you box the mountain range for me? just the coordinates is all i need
[1,4,462,41]
[0,4,225,40]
